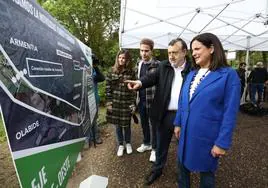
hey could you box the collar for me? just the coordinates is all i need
[140,58,153,65]
[172,60,186,70]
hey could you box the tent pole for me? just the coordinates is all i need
[243,36,251,103]
[266,0,268,15]
[119,0,127,49]
[245,36,250,67]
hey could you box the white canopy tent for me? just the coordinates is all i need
[119,0,268,52]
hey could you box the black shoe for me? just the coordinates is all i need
[145,171,162,185]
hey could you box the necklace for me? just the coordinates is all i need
[189,69,210,99]
[192,69,209,83]
[198,69,209,82]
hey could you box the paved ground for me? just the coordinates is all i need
[1,109,267,188]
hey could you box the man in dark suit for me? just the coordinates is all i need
[125,38,192,185]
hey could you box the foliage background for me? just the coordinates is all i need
[38,0,121,68]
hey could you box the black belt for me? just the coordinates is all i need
[167,110,177,113]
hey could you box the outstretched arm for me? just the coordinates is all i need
[124,65,160,90]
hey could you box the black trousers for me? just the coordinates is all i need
[152,111,176,173]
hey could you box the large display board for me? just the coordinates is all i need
[0,0,96,187]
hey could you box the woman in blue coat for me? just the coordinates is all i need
[174,33,241,188]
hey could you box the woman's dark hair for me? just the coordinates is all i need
[190,33,229,71]
[112,49,132,73]
[239,62,246,67]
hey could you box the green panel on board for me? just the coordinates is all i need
[15,141,84,188]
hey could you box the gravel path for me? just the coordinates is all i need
[67,111,268,188]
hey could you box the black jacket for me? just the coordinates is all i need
[247,68,268,84]
[236,68,246,87]
[140,60,192,127]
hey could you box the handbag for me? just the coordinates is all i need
[132,114,139,124]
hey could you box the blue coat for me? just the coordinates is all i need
[174,67,241,172]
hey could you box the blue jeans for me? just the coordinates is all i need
[250,83,264,104]
[86,122,100,142]
[86,108,100,143]
[138,101,151,146]
[178,162,215,188]
[115,125,131,145]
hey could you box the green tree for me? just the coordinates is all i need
[38,0,120,67]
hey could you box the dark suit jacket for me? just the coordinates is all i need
[140,60,191,127]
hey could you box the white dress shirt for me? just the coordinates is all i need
[168,62,185,110]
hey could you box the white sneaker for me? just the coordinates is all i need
[149,150,156,162]
[126,143,133,154]
[136,144,152,153]
[117,145,124,157]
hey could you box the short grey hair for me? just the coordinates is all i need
[256,62,263,67]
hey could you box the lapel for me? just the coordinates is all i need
[190,70,222,102]
[137,59,155,78]
[137,60,143,78]
[184,71,196,104]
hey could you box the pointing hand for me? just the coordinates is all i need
[124,80,142,90]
